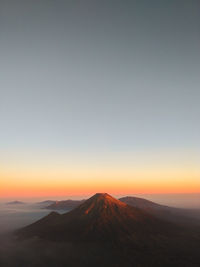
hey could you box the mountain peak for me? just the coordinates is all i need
[18,193,176,243]
[76,193,127,215]
[90,193,121,203]
[93,193,110,198]
[86,192,124,203]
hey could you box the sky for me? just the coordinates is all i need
[0,0,200,201]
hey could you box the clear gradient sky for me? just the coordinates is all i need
[0,0,200,199]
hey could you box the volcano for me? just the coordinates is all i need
[18,193,178,243]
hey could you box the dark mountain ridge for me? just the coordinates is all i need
[36,200,56,205]
[44,195,200,227]
[18,193,179,243]
[46,199,85,210]
[6,201,25,205]
[120,196,200,227]
[13,193,200,266]
[45,195,168,211]
[119,196,169,210]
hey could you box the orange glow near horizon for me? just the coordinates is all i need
[1,163,199,198]
[1,183,200,199]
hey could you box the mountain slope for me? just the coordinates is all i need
[44,195,167,211]
[120,196,200,227]
[18,193,178,243]
[15,193,200,266]
[119,196,169,210]
[45,195,168,212]
[46,199,85,210]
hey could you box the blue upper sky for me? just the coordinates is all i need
[0,0,199,165]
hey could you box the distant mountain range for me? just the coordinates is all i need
[45,195,166,211]
[16,193,200,266]
[36,200,56,206]
[120,196,169,210]
[6,201,25,205]
[45,195,200,226]
[46,199,85,210]
[18,193,178,242]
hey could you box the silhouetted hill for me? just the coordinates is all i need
[6,201,25,205]
[18,193,179,243]
[12,193,200,266]
[43,195,200,229]
[120,196,200,227]
[45,195,167,211]
[45,195,169,212]
[37,200,56,205]
[36,200,57,208]
[46,199,85,210]
[119,196,169,210]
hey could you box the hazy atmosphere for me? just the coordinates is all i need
[0,1,200,266]
[1,0,200,204]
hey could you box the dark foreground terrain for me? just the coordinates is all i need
[0,193,200,267]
